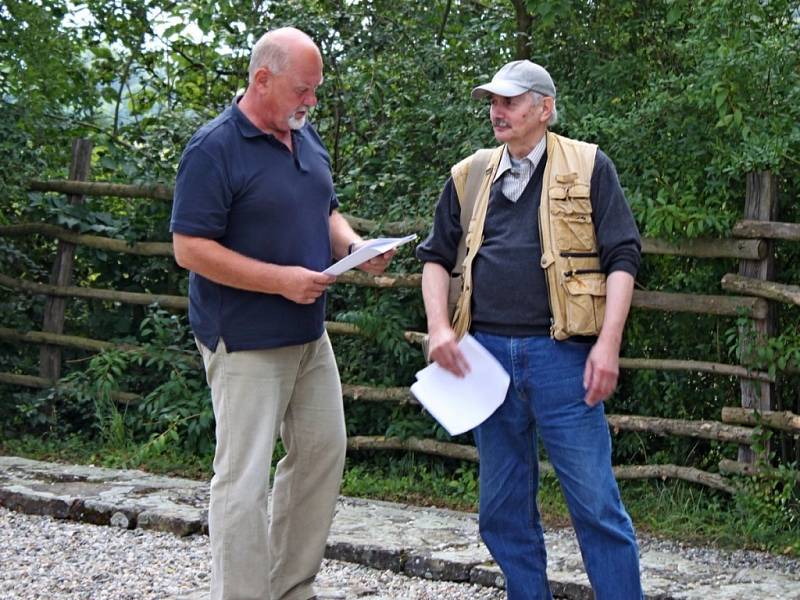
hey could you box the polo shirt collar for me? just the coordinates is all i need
[230,96,265,138]
[229,96,309,172]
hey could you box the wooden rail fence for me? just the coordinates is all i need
[2,140,800,494]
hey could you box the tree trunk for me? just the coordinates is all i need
[510,0,533,59]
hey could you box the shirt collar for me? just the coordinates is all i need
[230,95,305,144]
[230,96,308,171]
[492,135,547,184]
[230,96,266,138]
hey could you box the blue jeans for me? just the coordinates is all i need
[472,332,642,600]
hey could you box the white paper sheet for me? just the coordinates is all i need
[410,334,510,436]
[323,234,417,276]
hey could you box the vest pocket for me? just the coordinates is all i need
[549,185,595,252]
[562,272,606,335]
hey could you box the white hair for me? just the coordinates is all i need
[530,91,558,126]
[248,32,291,83]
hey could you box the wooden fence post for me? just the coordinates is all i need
[38,139,93,381]
[737,171,778,465]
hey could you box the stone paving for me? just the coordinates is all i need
[1,455,799,599]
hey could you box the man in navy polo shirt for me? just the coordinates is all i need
[171,27,393,600]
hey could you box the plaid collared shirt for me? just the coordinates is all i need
[494,135,547,202]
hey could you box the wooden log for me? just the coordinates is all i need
[404,331,427,345]
[721,273,800,307]
[325,321,363,336]
[721,407,800,433]
[613,464,735,494]
[40,140,93,381]
[29,179,174,201]
[343,214,430,236]
[619,357,772,382]
[0,371,140,404]
[347,435,479,462]
[337,270,422,288]
[0,273,188,309]
[632,289,768,319]
[342,384,418,404]
[733,219,800,242]
[606,414,755,445]
[737,172,778,465]
[0,372,56,389]
[0,223,174,256]
[0,323,371,351]
[0,326,135,353]
[641,237,765,260]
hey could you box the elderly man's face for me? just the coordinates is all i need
[262,47,323,132]
[272,74,321,129]
[488,92,549,152]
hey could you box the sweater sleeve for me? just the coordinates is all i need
[591,150,641,277]
[415,177,464,273]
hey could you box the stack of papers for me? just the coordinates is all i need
[324,234,417,276]
[410,334,510,436]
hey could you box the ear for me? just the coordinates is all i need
[253,66,272,90]
[539,97,554,123]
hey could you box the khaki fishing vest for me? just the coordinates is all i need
[449,131,606,341]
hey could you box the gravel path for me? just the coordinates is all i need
[4,504,800,600]
[0,507,505,600]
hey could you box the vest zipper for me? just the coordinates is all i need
[560,251,599,258]
[563,268,604,278]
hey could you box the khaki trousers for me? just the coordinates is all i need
[198,332,346,600]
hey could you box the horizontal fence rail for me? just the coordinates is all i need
[24,179,775,258]
[0,283,782,380]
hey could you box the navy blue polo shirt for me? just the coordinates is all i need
[170,98,338,352]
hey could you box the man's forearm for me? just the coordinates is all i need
[329,210,361,260]
[598,270,635,349]
[172,233,288,294]
[422,262,452,333]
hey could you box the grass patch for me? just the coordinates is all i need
[341,459,479,512]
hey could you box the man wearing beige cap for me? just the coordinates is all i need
[417,60,643,599]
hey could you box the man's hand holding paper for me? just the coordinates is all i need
[324,234,416,276]
[410,334,509,436]
[426,326,470,378]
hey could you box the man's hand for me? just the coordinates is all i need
[582,271,635,406]
[279,267,336,304]
[353,243,396,275]
[428,326,470,378]
[583,336,620,406]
